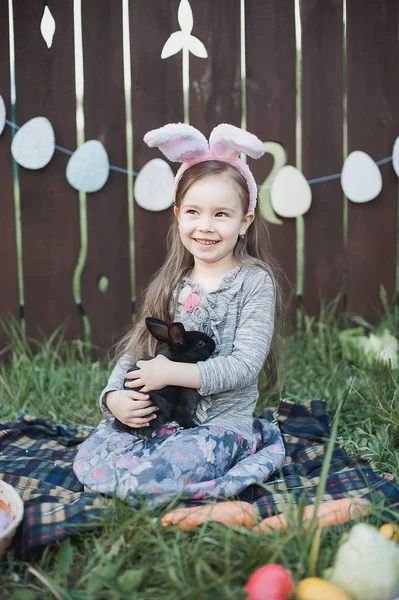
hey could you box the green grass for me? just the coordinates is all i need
[1,304,399,599]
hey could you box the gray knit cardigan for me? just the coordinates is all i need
[99,264,275,440]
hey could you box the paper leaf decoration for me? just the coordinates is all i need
[40,5,56,49]
[178,0,193,34]
[271,166,312,218]
[98,275,109,294]
[66,140,109,193]
[392,137,399,178]
[258,185,283,225]
[187,36,208,58]
[341,151,382,203]
[11,116,55,169]
[0,96,5,135]
[161,32,185,59]
[259,141,286,225]
[161,0,207,60]
[134,158,174,211]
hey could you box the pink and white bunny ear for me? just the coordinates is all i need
[209,123,264,160]
[143,123,209,163]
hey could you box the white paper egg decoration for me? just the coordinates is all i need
[271,165,312,218]
[0,96,5,135]
[134,158,175,211]
[341,151,382,203]
[392,137,399,178]
[11,116,55,169]
[66,140,109,193]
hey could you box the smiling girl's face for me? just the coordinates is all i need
[174,174,254,271]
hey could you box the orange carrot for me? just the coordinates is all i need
[0,499,11,514]
[252,497,371,534]
[161,500,260,530]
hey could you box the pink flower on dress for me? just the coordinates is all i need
[91,469,104,480]
[185,292,200,312]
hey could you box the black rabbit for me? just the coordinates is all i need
[114,317,215,441]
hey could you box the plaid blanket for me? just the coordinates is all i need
[1,399,398,555]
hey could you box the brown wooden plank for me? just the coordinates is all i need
[189,0,241,134]
[0,1,19,352]
[346,0,399,322]
[130,1,184,309]
[245,0,297,322]
[13,0,82,341]
[80,2,131,350]
[301,0,344,317]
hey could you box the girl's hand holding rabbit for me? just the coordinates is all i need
[105,389,159,428]
[125,354,172,392]
[125,354,202,392]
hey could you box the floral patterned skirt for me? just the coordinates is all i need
[73,418,285,508]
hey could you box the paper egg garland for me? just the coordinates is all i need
[11,116,55,169]
[341,151,382,203]
[0,96,5,135]
[0,93,397,209]
[392,137,399,178]
[134,158,175,211]
[66,140,109,193]
[271,165,312,218]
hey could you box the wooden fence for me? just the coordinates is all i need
[0,0,398,352]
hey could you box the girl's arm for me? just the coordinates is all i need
[99,354,134,415]
[126,355,201,392]
[195,270,275,396]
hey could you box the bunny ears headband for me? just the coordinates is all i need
[143,123,265,213]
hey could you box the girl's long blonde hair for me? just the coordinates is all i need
[113,161,289,392]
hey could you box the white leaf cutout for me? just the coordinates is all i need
[258,185,283,225]
[187,35,208,58]
[161,31,185,59]
[66,140,109,193]
[0,96,6,135]
[341,151,382,203]
[40,5,56,49]
[178,0,193,34]
[11,116,55,169]
[134,158,174,212]
[392,137,399,178]
[271,166,312,218]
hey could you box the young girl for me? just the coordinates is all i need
[73,123,286,508]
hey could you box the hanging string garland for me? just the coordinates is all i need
[0,100,397,220]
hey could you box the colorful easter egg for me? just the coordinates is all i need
[0,509,10,534]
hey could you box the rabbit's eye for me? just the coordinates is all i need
[197,340,205,347]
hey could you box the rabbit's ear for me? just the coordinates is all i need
[144,123,209,163]
[168,322,186,348]
[209,124,264,160]
[145,317,170,343]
